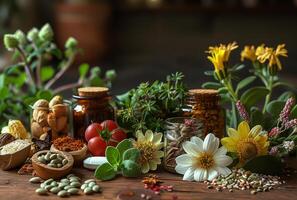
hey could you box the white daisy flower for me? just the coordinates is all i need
[175,133,233,182]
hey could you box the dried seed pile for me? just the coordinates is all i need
[30,174,101,197]
[204,168,284,195]
[37,151,68,168]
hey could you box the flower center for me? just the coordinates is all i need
[135,142,155,164]
[238,141,258,161]
[196,152,214,169]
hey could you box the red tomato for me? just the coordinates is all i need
[100,120,118,132]
[108,128,127,146]
[85,123,102,142]
[87,137,107,156]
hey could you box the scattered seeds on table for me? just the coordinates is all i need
[36,188,47,195]
[29,177,43,184]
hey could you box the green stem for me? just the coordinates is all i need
[16,47,35,88]
[262,76,273,114]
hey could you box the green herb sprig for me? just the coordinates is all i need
[94,139,142,181]
[116,72,187,134]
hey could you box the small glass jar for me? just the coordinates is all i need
[72,87,115,140]
[30,100,72,141]
[163,117,203,173]
[183,89,225,139]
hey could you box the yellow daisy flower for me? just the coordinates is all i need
[221,121,269,166]
[257,44,288,71]
[133,130,164,174]
[241,45,256,62]
[255,44,265,57]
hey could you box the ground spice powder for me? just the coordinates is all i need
[52,136,84,152]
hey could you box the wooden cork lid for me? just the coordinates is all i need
[188,89,220,103]
[78,87,109,97]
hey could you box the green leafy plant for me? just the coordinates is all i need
[0,23,116,128]
[203,42,296,131]
[94,139,142,181]
[116,72,187,134]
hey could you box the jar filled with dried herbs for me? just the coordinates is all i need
[183,89,225,139]
[72,87,115,140]
[163,117,203,173]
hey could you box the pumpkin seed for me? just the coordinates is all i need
[57,163,62,168]
[44,178,53,185]
[70,182,81,187]
[84,179,96,184]
[67,188,79,195]
[88,182,96,187]
[67,174,76,178]
[50,187,61,194]
[36,188,47,195]
[29,177,43,184]
[40,183,45,188]
[60,179,70,184]
[37,156,46,164]
[45,185,53,191]
[48,163,57,168]
[58,183,68,189]
[84,187,93,195]
[50,181,58,187]
[45,153,51,161]
[64,185,75,190]
[62,159,68,165]
[57,190,69,197]
[92,185,101,193]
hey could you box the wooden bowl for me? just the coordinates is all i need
[32,150,74,180]
[0,141,31,170]
[50,144,88,164]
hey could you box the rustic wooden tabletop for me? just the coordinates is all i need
[0,168,297,200]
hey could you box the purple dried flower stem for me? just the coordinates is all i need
[279,97,295,124]
[236,101,250,123]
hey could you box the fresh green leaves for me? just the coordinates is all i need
[240,87,270,110]
[94,139,142,181]
[41,66,54,82]
[236,76,256,93]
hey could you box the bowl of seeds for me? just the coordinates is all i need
[32,150,74,180]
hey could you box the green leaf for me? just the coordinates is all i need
[79,63,89,79]
[94,162,117,181]
[291,105,297,119]
[116,139,133,157]
[266,100,286,118]
[201,82,221,90]
[105,70,116,80]
[277,91,295,101]
[232,64,245,71]
[243,155,283,175]
[0,74,6,88]
[218,87,228,94]
[121,160,141,177]
[236,76,256,93]
[250,108,265,127]
[240,87,270,109]
[273,81,295,89]
[0,88,9,100]
[41,66,55,82]
[36,90,53,101]
[106,146,121,167]
[123,148,140,162]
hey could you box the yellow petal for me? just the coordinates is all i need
[221,137,237,152]
[152,132,162,144]
[249,125,262,137]
[238,121,250,138]
[227,128,239,138]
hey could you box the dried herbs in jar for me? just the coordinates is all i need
[163,117,203,173]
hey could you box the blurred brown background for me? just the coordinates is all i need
[1,0,297,94]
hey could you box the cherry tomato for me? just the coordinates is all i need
[87,137,107,156]
[100,120,118,132]
[108,128,127,146]
[85,123,102,142]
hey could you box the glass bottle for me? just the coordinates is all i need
[163,117,203,173]
[184,89,225,139]
[72,87,115,140]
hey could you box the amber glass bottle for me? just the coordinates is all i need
[72,87,115,140]
[183,89,224,139]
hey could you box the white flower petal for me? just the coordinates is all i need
[149,161,157,170]
[203,133,219,153]
[175,154,193,166]
[214,155,233,167]
[190,136,204,150]
[136,130,145,141]
[214,146,227,157]
[183,167,195,181]
[145,130,154,142]
[154,151,164,158]
[152,132,162,144]
[215,166,231,176]
[207,169,218,181]
[182,141,201,156]
[194,168,207,182]
[175,164,189,175]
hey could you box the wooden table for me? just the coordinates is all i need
[0,168,297,200]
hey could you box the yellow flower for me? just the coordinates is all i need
[133,130,164,174]
[257,44,288,71]
[206,42,238,78]
[255,44,265,57]
[241,45,257,62]
[221,121,269,166]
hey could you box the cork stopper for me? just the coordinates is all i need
[78,87,109,97]
[188,89,220,106]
